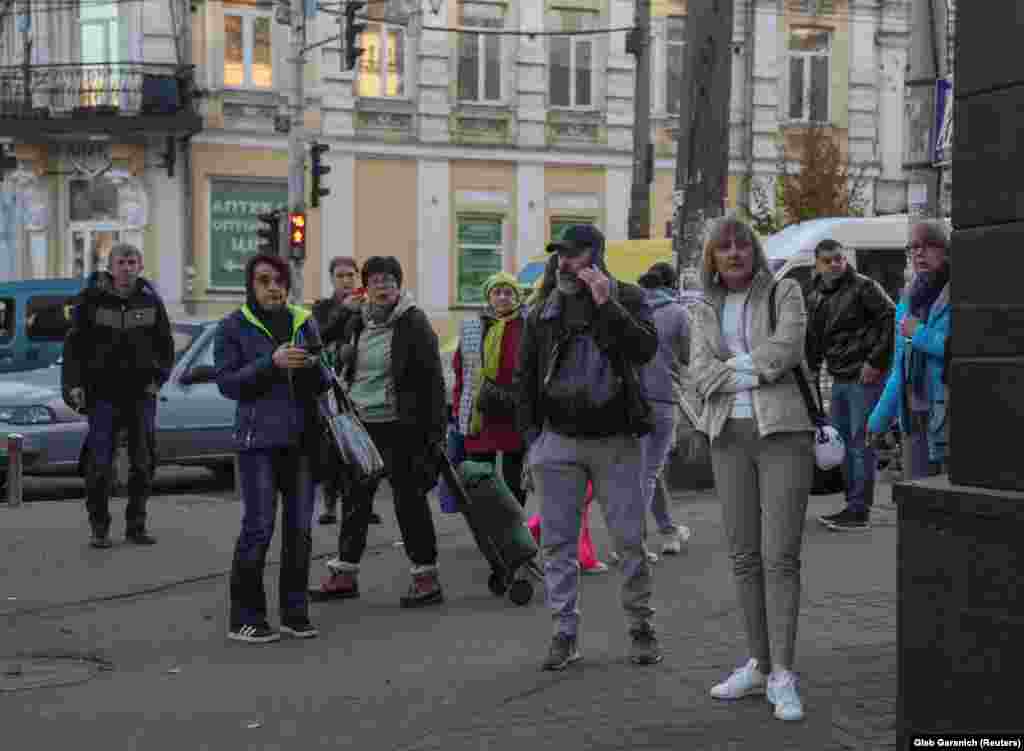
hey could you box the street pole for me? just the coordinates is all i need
[903,0,947,219]
[627,0,652,240]
[671,0,734,289]
[288,0,307,304]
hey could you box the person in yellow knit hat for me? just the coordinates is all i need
[452,271,529,505]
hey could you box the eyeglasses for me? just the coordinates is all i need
[906,243,942,255]
[367,277,398,289]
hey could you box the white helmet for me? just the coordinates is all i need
[813,425,846,470]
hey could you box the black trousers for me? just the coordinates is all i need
[336,421,439,567]
[465,449,527,507]
[84,396,156,532]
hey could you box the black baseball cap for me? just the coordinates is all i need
[546,224,605,257]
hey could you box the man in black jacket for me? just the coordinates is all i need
[517,224,661,670]
[805,239,895,531]
[62,245,175,548]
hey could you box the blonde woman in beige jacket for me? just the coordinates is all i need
[688,216,816,722]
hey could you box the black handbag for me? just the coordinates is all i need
[476,376,516,418]
[317,372,386,485]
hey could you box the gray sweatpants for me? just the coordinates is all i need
[529,427,654,638]
[709,418,813,671]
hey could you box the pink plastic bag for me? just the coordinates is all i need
[528,481,599,569]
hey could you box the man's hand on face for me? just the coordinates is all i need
[68,387,86,412]
[273,345,315,370]
[576,266,611,307]
[861,363,883,385]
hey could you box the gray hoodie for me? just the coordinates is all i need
[640,287,691,405]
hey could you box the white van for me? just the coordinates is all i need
[763,214,950,304]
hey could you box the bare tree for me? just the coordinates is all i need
[775,125,868,226]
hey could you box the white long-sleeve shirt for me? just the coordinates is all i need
[720,289,758,418]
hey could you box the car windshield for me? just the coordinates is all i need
[172,323,206,363]
[0,297,13,343]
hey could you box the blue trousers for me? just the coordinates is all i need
[230,447,317,628]
[829,379,885,514]
[85,396,156,532]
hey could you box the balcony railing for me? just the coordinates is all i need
[0,62,197,120]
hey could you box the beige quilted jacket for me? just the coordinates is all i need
[689,270,816,444]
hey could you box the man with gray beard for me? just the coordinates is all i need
[516,224,660,670]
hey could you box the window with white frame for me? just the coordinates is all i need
[788,28,830,122]
[666,16,685,114]
[549,10,596,108]
[224,8,273,89]
[458,2,504,103]
[357,0,406,98]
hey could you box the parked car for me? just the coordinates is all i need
[0,278,86,374]
[0,319,234,491]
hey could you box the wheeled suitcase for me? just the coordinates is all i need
[436,452,542,605]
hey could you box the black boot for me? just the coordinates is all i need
[90,525,113,549]
[126,523,157,545]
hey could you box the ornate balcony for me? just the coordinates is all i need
[0,62,202,139]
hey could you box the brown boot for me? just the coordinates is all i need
[399,568,444,608]
[308,563,359,602]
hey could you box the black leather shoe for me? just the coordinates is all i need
[126,528,157,545]
[90,530,113,549]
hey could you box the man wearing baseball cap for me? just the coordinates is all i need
[517,223,662,670]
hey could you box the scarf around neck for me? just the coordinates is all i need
[906,265,949,403]
[469,305,521,435]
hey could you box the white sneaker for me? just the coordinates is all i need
[710,658,767,700]
[609,551,621,565]
[767,670,804,721]
[661,525,692,555]
[646,550,660,564]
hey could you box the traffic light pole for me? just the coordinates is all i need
[627,0,652,240]
[287,0,307,304]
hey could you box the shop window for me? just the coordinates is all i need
[788,28,830,123]
[456,215,503,305]
[69,177,119,223]
[357,1,406,98]
[458,2,504,103]
[666,16,685,115]
[0,298,13,343]
[549,10,596,108]
[26,296,75,342]
[224,9,273,89]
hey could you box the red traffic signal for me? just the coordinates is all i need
[288,212,306,259]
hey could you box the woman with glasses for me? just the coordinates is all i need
[868,220,951,479]
[309,256,449,608]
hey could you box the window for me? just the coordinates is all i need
[666,16,686,114]
[357,1,406,98]
[0,298,13,343]
[26,296,75,342]
[458,3,503,102]
[224,10,273,89]
[549,11,595,108]
[788,28,830,122]
[456,216,503,305]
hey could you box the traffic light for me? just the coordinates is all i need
[256,210,281,255]
[310,142,330,208]
[288,212,306,260]
[344,1,367,71]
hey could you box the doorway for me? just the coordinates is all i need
[67,226,122,277]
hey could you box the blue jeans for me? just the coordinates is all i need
[85,396,157,532]
[829,379,885,514]
[230,447,317,628]
[642,402,678,534]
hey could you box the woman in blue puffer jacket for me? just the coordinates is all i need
[215,253,330,644]
[867,219,950,479]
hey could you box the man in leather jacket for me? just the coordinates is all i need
[805,239,895,531]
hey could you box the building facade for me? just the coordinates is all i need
[0,0,912,331]
[0,0,199,300]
